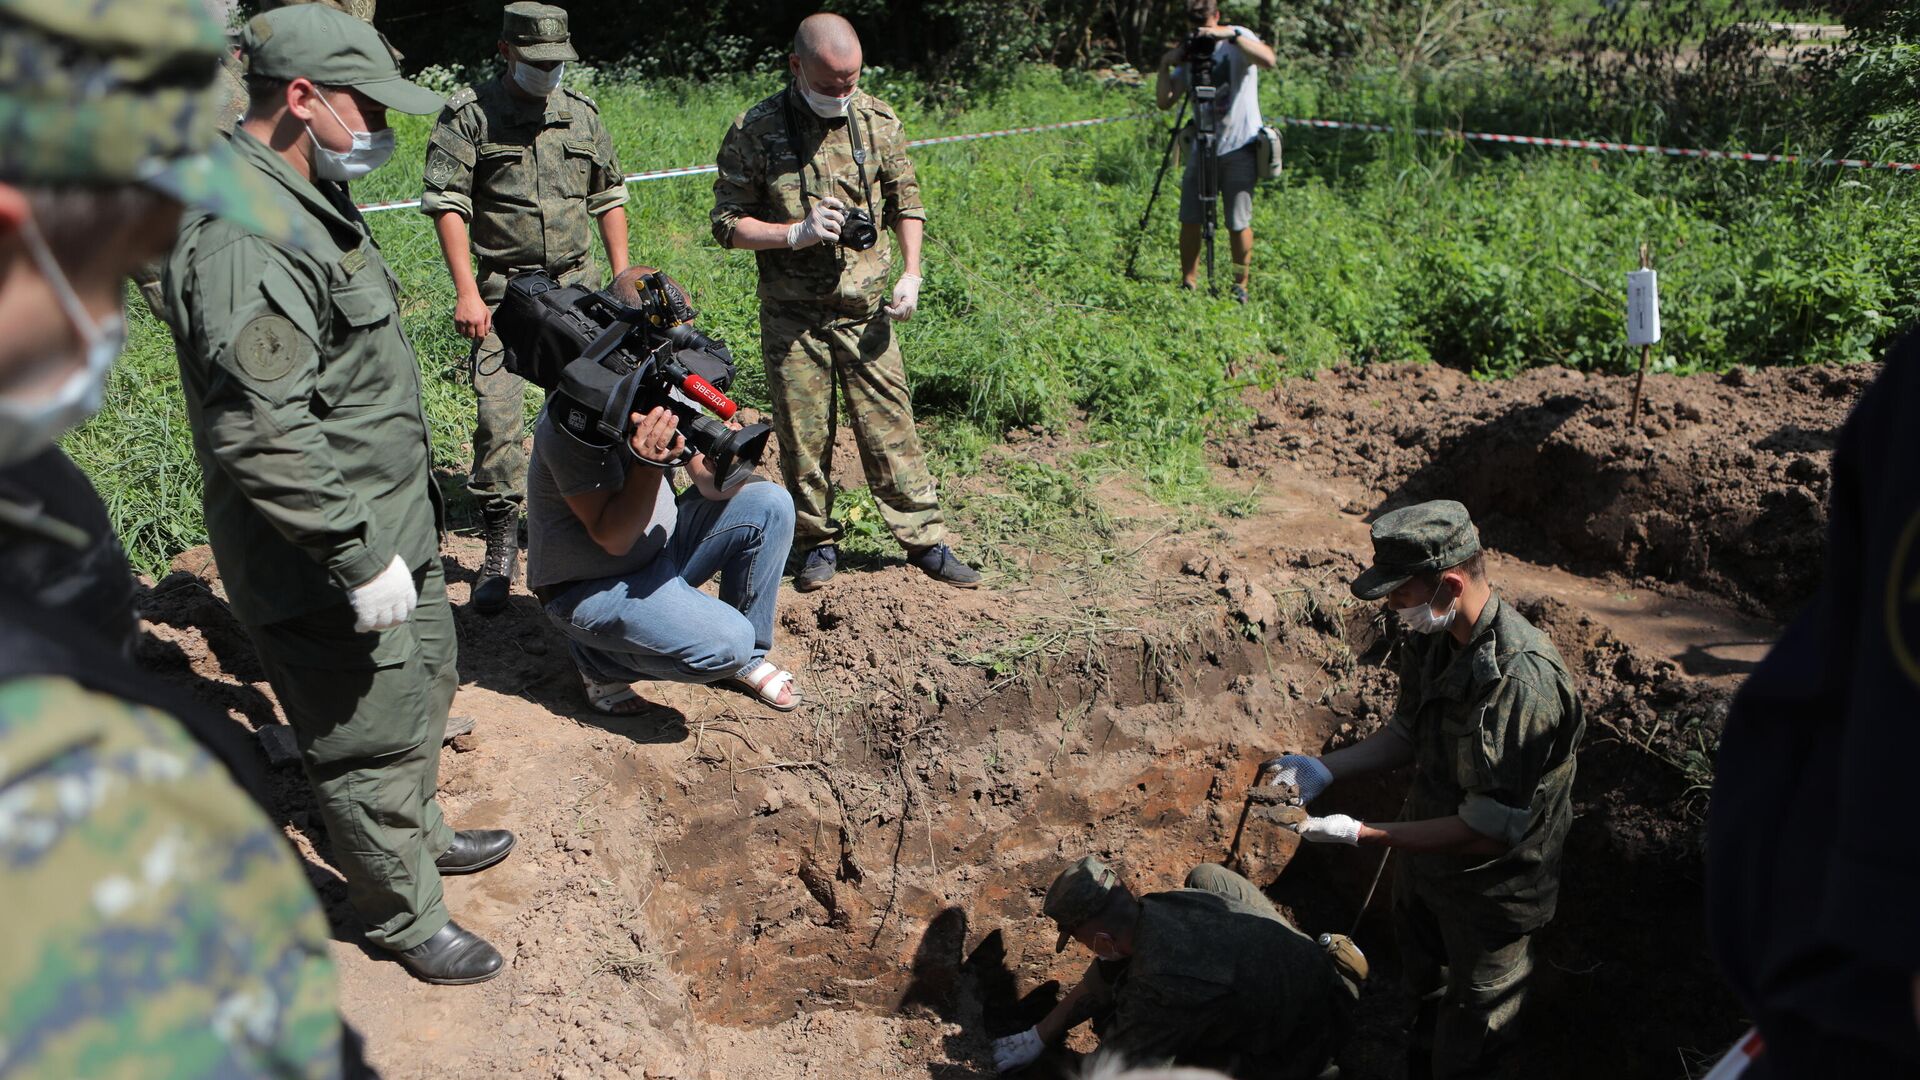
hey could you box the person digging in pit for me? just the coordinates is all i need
[524,266,803,715]
[1265,500,1584,1080]
[991,856,1361,1078]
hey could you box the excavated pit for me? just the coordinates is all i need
[125,356,1876,1077]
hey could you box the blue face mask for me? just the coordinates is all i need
[0,215,125,468]
[1393,590,1457,635]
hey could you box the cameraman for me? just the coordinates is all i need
[1156,0,1275,303]
[527,268,801,714]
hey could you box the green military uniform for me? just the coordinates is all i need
[420,3,624,519]
[1045,858,1354,1079]
[712,86,945,552]
[1352,501,1583,1079]
[0,0,352,1073]
[160,7,460,953]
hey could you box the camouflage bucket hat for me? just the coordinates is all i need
[1043,856,1121,953]
[244,3,444,115]
[0,0,316,249]
[1351,499,1482,601]
[502,2,577,63]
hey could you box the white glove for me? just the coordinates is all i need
[348,554,418,633]
[991,1027,1044,1072]
[786,197,846,249]
[1285,813,1362,845]
[1261,753,1334,803]
[884,273,922,322]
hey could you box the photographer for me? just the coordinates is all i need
[527,268,801,714]
[711,12,978,593]
[1156,0,1275,303]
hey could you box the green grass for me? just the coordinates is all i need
[77,64,1920,575]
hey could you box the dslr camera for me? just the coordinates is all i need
[494,267,773,491]
[839,206,879,251]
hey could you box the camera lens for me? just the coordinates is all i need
[841,209,879,252]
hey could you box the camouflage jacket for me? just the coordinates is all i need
[0,676,345,1078]
[1389,594,1584,933]
[712,85,925,312]
[1104,889,1346,1078]
[420,73,625,276]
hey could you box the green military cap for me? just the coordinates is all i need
[502,2,577,63]
[1351,499,1482,600]
[242,3,443,115]
[1043,855,1121,953]
[0,0,316,248]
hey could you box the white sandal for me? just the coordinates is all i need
[733,660,801,712]
[582,673,646,715]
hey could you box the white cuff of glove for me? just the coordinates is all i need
[348,554,418,633]
[1287,813,1362,845]
[1263,753,1335,804]
[991,1027,1044,1072]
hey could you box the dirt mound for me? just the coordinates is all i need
[1220,361,1873,618]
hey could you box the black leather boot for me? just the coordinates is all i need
[472,506,519,614]
[436,828,516,875]
[396,921,503,985]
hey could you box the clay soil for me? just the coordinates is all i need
[131,360,1867,1079]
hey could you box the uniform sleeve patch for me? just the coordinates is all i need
[233,314,307,383]
[426,149,459,187]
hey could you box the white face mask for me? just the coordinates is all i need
[0,216,126,468]
[307,90,396,181]
[512,60,565,97]
[796,68,854,118]
[1393,590,1458,635]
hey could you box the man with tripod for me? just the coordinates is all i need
[1156,0,1274,303]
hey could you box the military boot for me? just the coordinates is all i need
[471,507,519,615]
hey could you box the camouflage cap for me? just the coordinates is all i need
[243,3,443,115]
[502,2,577,63]
[1351,499,1481,601]
[1043,855,1122,953]
[0,0,315,249]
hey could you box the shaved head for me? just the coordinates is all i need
[793,12,861,65]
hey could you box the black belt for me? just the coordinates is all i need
[533,580,581,606]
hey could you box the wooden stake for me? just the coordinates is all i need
[1629,242,1652,425]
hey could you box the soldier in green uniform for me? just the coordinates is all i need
[992,856,1359,1078]
[0,0,370,1073]
[160,3,515,986]
[422,1,629,614]
[712,12,978,592]
[1267,500,1584,1079]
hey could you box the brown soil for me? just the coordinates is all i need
[130,360,1867,1080]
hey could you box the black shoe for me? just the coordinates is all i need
[909,544,981,588]
[395,920,503,986]
[794,544,838,592]
[472,507,519,615]
[1232,283,1250,304]
[436,829,516,875]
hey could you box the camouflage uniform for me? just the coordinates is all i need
[1344,502,1583,1078]
[1369,540,1581,1080]
[160,7,461,953]
[712,86,944,552]
[1046,858,1354,1079]
[0,0,352,1073]
[421,9,625,518]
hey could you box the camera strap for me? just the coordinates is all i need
[783,86,874,214]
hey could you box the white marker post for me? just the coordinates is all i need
[1627,243,1660,423]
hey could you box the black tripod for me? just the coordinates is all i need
[1125,38,1222,295]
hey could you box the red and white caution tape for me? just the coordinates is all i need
[1699,1027,1765,1080]
[1274,115,1920,171]
[354,110,1916,214]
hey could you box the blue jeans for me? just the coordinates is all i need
[544,481,794,685]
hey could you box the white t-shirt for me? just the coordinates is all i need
[1172,26,1262,154]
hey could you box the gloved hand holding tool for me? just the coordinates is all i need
[1261,752,1334,804]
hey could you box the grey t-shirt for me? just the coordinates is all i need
[527,406,678,590]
